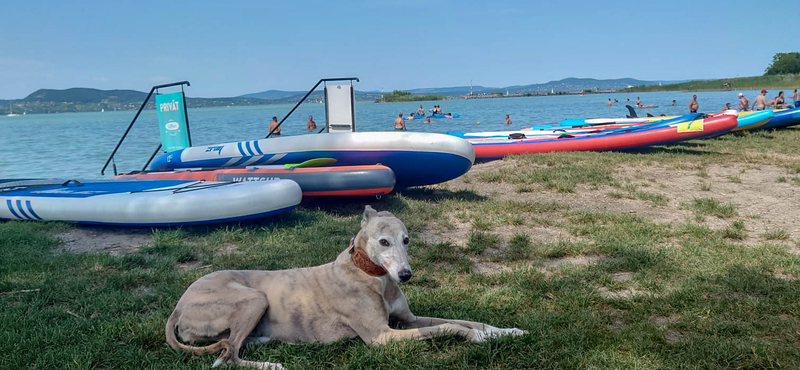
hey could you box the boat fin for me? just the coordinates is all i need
[284,158,337,169]
[625,105,638,118]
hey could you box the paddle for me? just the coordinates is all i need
[283,158,337,169]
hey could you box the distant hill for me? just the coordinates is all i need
[403,78,676,97]
[239,90,306,100]
[10,87,270,114]
[240,89,382,103]
[24,88,148,103]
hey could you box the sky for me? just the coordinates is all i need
[1,0,797,99]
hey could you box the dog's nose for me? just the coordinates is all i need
[398,269,412,282]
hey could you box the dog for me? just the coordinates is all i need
[165,205,526,369]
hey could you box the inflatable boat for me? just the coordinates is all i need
[468,112,738,159]
[116,165,395,197]
[450,114,703,139]
[757,107,800,130]
[148,132,475,188]
[0,179,301,226]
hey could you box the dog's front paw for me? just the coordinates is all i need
[499,327,527,336]
[470,329,489,343]
[476,327,527,341]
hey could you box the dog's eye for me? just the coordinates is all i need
[403,237,409,244]
[379,239,390,247]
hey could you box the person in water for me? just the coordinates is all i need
[738,93,749,111]
[773,91,785,108]
[636,97,642,107]
[752,90,768,111]
[791,89,799,108]
[306,115,317,133]
[614,99,619,103]
[505,114,512,125]
[606,99,613,107]
[424,116,432,124]
[689,95,699,113]
[671,100,676,106]
[394,112,406,131]
[417,105,425,115]
[722,102,732,111]
[626,98,630,103]
[445,113,453,118]
[268,116,281,136]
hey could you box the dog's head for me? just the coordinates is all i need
[356,205,412,283]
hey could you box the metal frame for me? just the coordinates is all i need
[265,77,359,138]
[101,81,191,175]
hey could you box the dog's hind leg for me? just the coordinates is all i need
[216,286,283,370]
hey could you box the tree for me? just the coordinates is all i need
[765,52,800,75]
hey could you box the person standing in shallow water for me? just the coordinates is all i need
[505,114,512,125]
[672,100,676,106]
[752,90,768,111]
[689,95,699,113]
[268,116,281,136]
[606,99,612,106]
[306,115,317,133]
[738,93,749,111]
[394,112,406,131]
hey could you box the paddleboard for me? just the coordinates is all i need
[116,165,395,197]
[469,112,738,159]
[0,179,301,226]
[148,132,475,188]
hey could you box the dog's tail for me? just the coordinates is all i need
[165,309,231,356]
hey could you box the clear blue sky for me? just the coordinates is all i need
[1,0,796,99]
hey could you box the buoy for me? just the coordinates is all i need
[477,121,480,125]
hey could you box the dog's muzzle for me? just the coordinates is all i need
[398,269,412,283]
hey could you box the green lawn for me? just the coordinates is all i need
[625,74,800,92]
[2,127,800,369]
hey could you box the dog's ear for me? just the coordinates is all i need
[361,205,378,227]
[377,210,395,218]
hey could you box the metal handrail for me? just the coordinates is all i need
[101,81,190,175]
[265,77,359,138]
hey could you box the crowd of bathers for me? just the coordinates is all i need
[604,88,798,114]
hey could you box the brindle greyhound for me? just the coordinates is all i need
[166,206,527,369]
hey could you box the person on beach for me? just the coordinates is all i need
[394,112,406,131]
[738,93,749,111]
[306,115,317,133]
[751,90,768,111]
[268,116,281,136]
[689,95,699,113]
[606,99,613,106]
[417,105,425,115]
[505,114,512,125]
[672,100,676,106]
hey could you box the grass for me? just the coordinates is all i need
[685,198,738,219]
[763,229,790,241]
[2,127,800,369]
[608,183,668,206]
[623,73,800,92]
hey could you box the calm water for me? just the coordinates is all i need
[0,89,766,178]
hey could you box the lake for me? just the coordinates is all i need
[0,89,768,178]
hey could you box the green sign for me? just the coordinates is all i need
[156,92,189,152]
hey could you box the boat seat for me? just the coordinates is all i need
[325,84,356,133]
